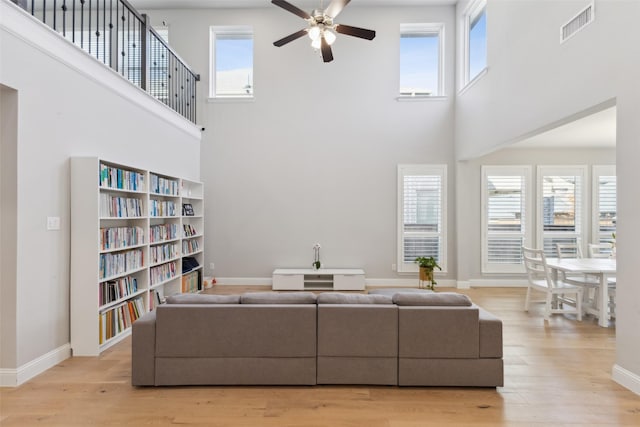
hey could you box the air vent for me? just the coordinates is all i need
[561,2,594,43]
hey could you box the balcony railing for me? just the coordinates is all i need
[14,0,199,123]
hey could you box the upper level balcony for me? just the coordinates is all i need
[12,0,199,124]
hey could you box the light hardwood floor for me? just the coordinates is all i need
[2,287,639,426]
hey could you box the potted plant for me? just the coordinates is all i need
[414,256,441,290]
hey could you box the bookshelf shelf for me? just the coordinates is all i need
[99,288,147,312]
[99,265,147,283]
[149,276,181,290]
[99,242,146,254]
[71,157,204,356]
[150,256,180,268]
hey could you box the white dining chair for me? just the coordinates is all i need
[555,243,600,309]
[587,243,617,317]
[522,247,583,321]
[588,243,614,258]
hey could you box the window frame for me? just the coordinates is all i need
[481,165,532,274]
[209,25,254,100]
[592,165,616,246]
[461,0,487,90]
[397,164,448,274]
[536,165,588,257]
[398,23,445,99]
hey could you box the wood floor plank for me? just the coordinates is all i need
[1,286,639,426]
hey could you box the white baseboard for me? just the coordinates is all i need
[612,364,640,396]
[214,277,272,286]
[0,344,71,387]
[215,277,475,289]
[469,279,529,287]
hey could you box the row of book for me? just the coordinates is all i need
[181,270,201,294]
[99,226,144,251]
[183,224,198,237]
[149,200,177,217]
[182,239,200,255]
[99,249,144,280]
[100,194,144,218]
[99,276,138,306]
[100,163,145,192]
[148,290,165,311]
[150,261,177,286]
[150,243,179,265]
[149,223,178,243]
[98,296,145,344]
[150,174,179,196]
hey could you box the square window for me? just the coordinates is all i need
[399,24,444,97]
[210,26,253,98]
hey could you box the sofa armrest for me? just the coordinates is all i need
[478,308,503,358]
[132,310,156,386]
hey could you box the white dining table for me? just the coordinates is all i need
[545,257,616,327]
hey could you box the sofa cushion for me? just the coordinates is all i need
[317,292,392,305]
[393,292,472,306]
[368,288,433,297]
[241,291,317,304]
[165,293,240,304]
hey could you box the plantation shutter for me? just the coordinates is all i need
[593,166,616,245]
[482,166,531,273]
[398,165,446,273]
[538,167,586,257]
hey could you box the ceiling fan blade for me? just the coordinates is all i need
[325,0,351,19]
[335,24,376,40]
[273,29,308,47]
[321,36,334,63]
[271,0,311,20]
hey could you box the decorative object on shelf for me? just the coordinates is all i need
[182,203,194,216]
[415,256,441,290]
[312,243,322,270]
[271,0,376,63]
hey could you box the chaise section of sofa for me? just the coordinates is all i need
[316,293,398,385]
[394,292,504,387]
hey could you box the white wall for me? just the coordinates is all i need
[0,2,201,378]
[454,0,640,394]
[144,6,457,280]
[1,85,18,369]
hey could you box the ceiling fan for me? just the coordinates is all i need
[272,0,376,63]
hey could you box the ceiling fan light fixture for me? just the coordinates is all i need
[308,25,321,41]
[311,37,322,49]
[324,28,337,45]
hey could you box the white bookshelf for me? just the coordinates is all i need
[180,179,204,294]
[71,157,204,356]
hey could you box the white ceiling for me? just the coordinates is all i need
[129,0,456,10]
[511,106,616,149]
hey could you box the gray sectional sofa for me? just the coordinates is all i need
[132,291,503,387]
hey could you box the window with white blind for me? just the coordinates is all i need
[592,165,616,247]
[210,26,254,98]
[397,165,447,273]
[481,166,532,273]
[537,166,587,257]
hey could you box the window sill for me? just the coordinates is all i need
[458,66,488,96]
[207,96,255,103]
[396,95,448,102]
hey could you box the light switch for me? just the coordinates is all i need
[47,216,60,230]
